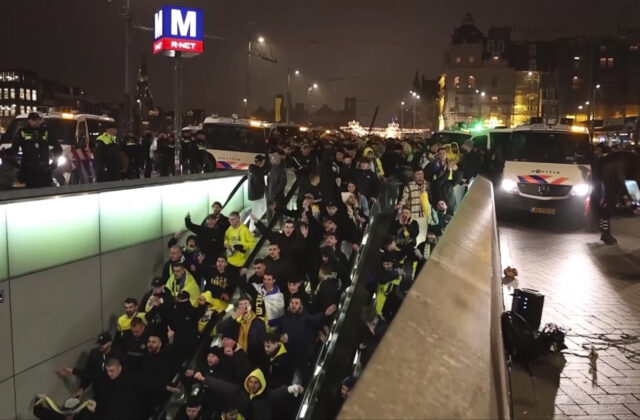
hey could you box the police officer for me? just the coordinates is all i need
[123,129,141,179]
[95,122,121,182]
[181,130,193,174]
[158,133,176,177]
[11,112,61,188]
[191,130,207,174]
[141,131,154,178]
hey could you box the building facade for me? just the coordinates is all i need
[0,70,40,128]
[434,14,640,134]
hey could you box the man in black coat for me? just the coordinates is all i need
[93,358,143,420]
[185,213,226,264]
[57,332,124,397]
[141,330,181,417]
[248,154,268,232]
[168,291,206,360]
[140,277,175,330]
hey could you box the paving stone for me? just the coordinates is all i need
[604,387,640,395]
[581,404,632,415]
[557,404,587,415]
[593,395,640,404]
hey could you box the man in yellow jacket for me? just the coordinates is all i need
[224,211,256,269]
[165,262,200,307]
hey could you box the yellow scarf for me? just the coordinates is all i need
[237,312,257,352]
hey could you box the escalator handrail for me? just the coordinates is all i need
[295,180,400,419]
[221,175,248,210]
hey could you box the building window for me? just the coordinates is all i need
[454,76,460,89]
[631,45,639,52]
[572,76,580,90]
[10,106,15,116]
[19,88,24,100]
[2,88,7,99]
[455,57,461,64]
[454,96,459,108]
[468,75,476,88]
[599,57,614,68]
[492,55,500,61]
[600,45,606,52]
[528,98,537,113]
[529,58,537,70]
[487,40,495,51]
[497,39,505,52]
[468,56,474,63]
[26,89,31,100]
[491,77,498,88]
[32,90,37,101]
[491,96,498,103]
[10,88,15,99]
[20,106,25,115]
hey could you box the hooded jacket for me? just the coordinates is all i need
[266,153,287,205]
[261,344,294,390]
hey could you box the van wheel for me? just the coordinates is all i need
[204,155,217,173]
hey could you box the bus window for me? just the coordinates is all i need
[203,124,267,153]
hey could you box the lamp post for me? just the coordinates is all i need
[246,34,266,117]
[286,69,300,123]
[400,101,405,131]
[591,84,601,121]
[411,92,420,129]
[243,98,248,116]
[306,83,318,122]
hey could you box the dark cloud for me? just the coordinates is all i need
[1,0,638,124]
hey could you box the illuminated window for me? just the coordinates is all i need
[468,56,474,63]
[491,77,498,88]
[455,57,461,64]
[599,57,614,68]
[631,45,639,52]
[20,106,24,115]
[26,89,31,100]
[10,107,15,116]
[491,96,498,103]
[468,75,476,88]
[493,55,500,61]
[32,90,37,101]
[454,76,460,89]
[572,76,580,90]
[10,88,15,99]
[19,88,24,99]
[2,88,7,99]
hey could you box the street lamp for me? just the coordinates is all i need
[400,101,405,131]
[411,92,420,129]
[246,34,267,117]
[591,84,601,121]
[286,69,301,123]
[243,98,248,116]
[307,84,318,122]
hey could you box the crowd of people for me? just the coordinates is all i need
[44,131,479,420]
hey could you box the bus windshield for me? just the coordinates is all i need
[202,123,267,153]
[507,131,590,164]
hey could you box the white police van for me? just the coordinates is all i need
[497,118,592,223]
[1,110,115,185]
[201,115,270,171]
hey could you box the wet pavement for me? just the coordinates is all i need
[500,215,640,419]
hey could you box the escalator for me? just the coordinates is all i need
[155,172,300,419]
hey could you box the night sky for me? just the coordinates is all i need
[1,0,638,124]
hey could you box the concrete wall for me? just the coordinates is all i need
[339,177,510,420]
[0,174,246,419]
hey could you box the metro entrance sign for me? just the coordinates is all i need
[153,5,204,56]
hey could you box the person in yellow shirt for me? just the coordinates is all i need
[224,211,256,269]
[165,263,200,307]
[116,298,146,335]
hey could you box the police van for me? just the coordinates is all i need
[201,115,270,170]
[497,118,591,223]
[1,110,115,185]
